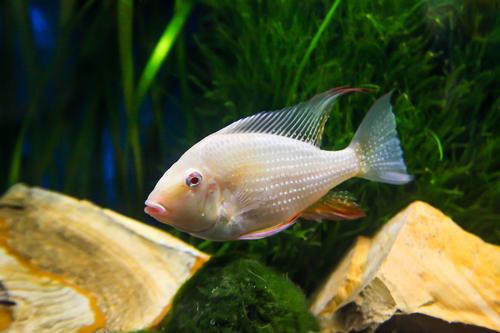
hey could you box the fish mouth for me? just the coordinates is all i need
[144,200,169,215]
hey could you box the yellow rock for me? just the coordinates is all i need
[0,184,209,333]
[310,201,500,332]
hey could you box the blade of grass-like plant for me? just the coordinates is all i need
[122,0,193,197]
[59,0,75,25]
[8,113,30,186]
[151,87,168,161]
[176,29,195,144]
[135,0,193,108]
[64,96,98,193]
[117,0,135,111]
[427,129,444,161]
[8,0,100,187]
[8,0,39,186]
[117,0,144,194]
[30,0,76,187]
[286,0,343,104]
[11,0,39,91]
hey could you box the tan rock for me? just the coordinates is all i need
[0,184,209,333]
[310,201,500,332]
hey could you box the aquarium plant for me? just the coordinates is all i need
[156,257,318,333]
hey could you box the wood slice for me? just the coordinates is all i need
[0,184,209,333]
[310,201,500,333]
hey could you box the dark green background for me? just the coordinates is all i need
[1,0,498,295]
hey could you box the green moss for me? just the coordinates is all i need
[152,256,318,333]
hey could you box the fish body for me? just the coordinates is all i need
[145,88,412,241]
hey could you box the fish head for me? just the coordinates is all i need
[145,159,221,234]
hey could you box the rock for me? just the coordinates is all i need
[0,184,209,333]
[310,201,500,333]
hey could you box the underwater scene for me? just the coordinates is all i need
[0,0,499,332]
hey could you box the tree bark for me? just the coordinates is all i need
[0,184,209,333]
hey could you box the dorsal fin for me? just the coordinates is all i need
[217,87,364,147]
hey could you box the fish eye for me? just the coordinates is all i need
[185,169,203,188]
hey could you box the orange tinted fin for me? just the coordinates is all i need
[238,214,300,240]
[301,191,365,222]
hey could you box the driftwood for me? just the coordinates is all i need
[310,201,500,333]
[0,184,209,333]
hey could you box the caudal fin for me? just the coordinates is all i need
[349,93,412,185]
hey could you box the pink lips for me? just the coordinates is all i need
[144,200,167,215]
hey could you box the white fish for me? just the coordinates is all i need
[145,87,412,241]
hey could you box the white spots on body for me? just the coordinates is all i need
[203,133,359,218]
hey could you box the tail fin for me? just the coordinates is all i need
[349,93,412,185]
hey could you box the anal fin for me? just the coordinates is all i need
[238,214,299,240]
[301,191,365,222]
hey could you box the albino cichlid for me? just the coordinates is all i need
[145,87,412,241]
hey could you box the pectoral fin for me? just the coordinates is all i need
[238,214,300,240]
[301,191,365,222]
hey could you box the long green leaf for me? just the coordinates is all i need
[135,0,193,108]
[117,0,135,111]
[176,26,195,144]
[117,0,144,194]
[8,116,29,186]
[286,0,343,104]
[8,0,39,185]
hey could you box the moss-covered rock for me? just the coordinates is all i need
[151,256,318,333]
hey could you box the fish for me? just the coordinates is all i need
[144,87,412,241]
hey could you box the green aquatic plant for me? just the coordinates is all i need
[153,257,318,333]
[117,0,193,194]
[1,1,193,211]
[186,0,500,292]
